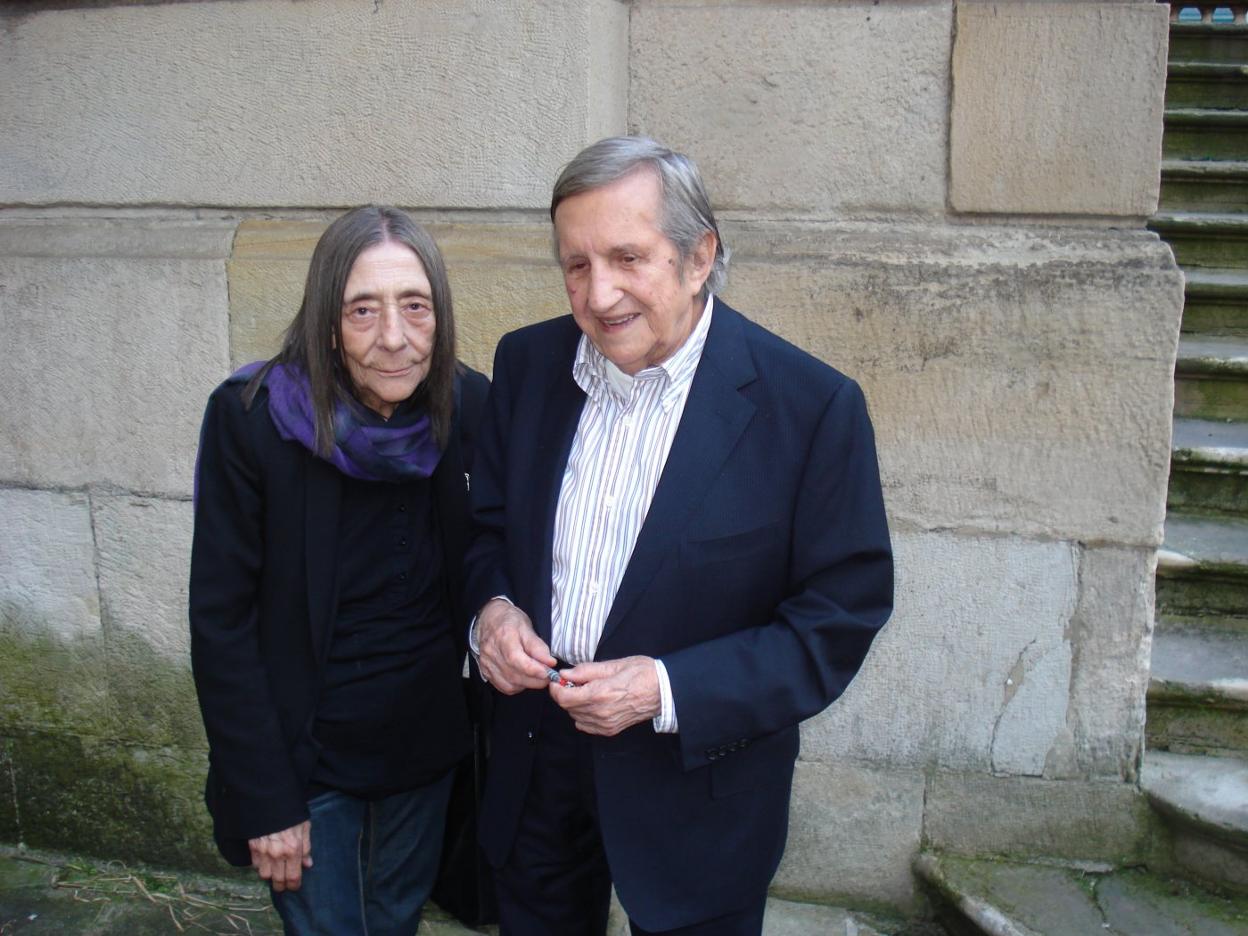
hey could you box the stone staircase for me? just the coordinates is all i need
[914,10,1248,933]
[1143,8,1248,900]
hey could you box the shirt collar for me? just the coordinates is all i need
[573,294,715,411]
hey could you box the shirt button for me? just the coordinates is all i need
[399,536,408,547]
[397,503,407,512]
[399,572,408,582]
[589,581,600,595]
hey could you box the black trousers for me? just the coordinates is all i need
[493,694,766,936]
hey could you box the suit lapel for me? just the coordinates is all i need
[304,455,342,664]
[530,332,587,642]
[598,302,757,648]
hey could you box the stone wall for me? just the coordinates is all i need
[0,0,1181,917]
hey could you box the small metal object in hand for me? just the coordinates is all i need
[546,667,577,688]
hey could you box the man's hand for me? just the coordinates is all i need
[477,598,556,695]
[552,656,661,736]
[249,820,312,892]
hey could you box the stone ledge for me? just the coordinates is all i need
[916,853,1248,936]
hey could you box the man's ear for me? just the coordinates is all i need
[689,231,716,293]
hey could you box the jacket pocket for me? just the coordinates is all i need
[681,521,783,566]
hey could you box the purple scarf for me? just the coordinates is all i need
[229,361,442,483]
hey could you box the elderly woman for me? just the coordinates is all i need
[189,206,486,934]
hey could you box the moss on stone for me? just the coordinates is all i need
[102,629,207,752]
[0,625,111,739]
[4,731,221,874]
[0,625,206,752]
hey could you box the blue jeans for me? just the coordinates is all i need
[271,770,455,936]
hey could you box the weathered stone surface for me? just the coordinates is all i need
[917,854,1111,936]
[773,761,924,912]
[950,1,1169,215]
[93,495,204,751]
[1097,870,1248,936]
[0,0,626,208]
[760,900,886,936]
[720,221,1183,545]
[0,490,108,736]
[6,732,218,872]
[630,0,950,215]
[0,489,99,644]
[803,532,1078,774]
[1059,546,1154,779]
[920,855,1248,936]
[0,221,233,497]
[924,773,1152,864]
[228,220,567,374]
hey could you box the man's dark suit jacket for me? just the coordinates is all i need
[189,366,488,866]
[464,299,893,931]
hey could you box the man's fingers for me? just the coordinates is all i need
[517,628,557,668]
[481,613,556,692]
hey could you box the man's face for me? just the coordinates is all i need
[339,240,436,418]
[554,169,714,376]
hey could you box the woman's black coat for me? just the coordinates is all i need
[189,365,488,866]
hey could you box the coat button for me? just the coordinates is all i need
[527,730,536,744]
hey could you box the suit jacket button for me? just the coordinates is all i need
[527,730,536,744]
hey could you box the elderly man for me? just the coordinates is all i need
[465,137,893,936]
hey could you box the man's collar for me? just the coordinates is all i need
[573,294,715,407]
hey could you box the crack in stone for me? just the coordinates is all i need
[1088,873,1125,936]
[2,740,20,839]
[990,636,1040,772]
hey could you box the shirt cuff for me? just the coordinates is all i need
[652,659,678,734]
[468,595,515,683]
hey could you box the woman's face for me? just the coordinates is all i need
[338,241,436,418]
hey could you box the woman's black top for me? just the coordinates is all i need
[311,414,460,797]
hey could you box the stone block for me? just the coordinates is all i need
[6,731,219,872]
[1060,546,1154,779]
[719,221,1183,546]
[228,220,567,375]
[93,495,205,751]
[630,0,950,215]
[0,490,108,736]
[773,761,925,913]
[803,532,1079,774]
[950,1,1169,215]
[0,0,626,208]
[0,221,233,497]
[924,772,1153,865]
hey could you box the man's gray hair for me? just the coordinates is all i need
[551,136,729,300]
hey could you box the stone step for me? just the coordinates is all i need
[1148,626,1248,756]
[1150,211,1248,269]
[1174,335,1248,421]
[1141,750,1248,895]
[1170,23,1248,67]
[1160,158,1248,212]
[1167,61,1248,110]
[1156,513,1248,627]
[915,852,1248,935]
[1169,417,1248,515]
[1164,107,1248,160]
[1183,267,1248,335]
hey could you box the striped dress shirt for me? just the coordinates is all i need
[550,296,714,732]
